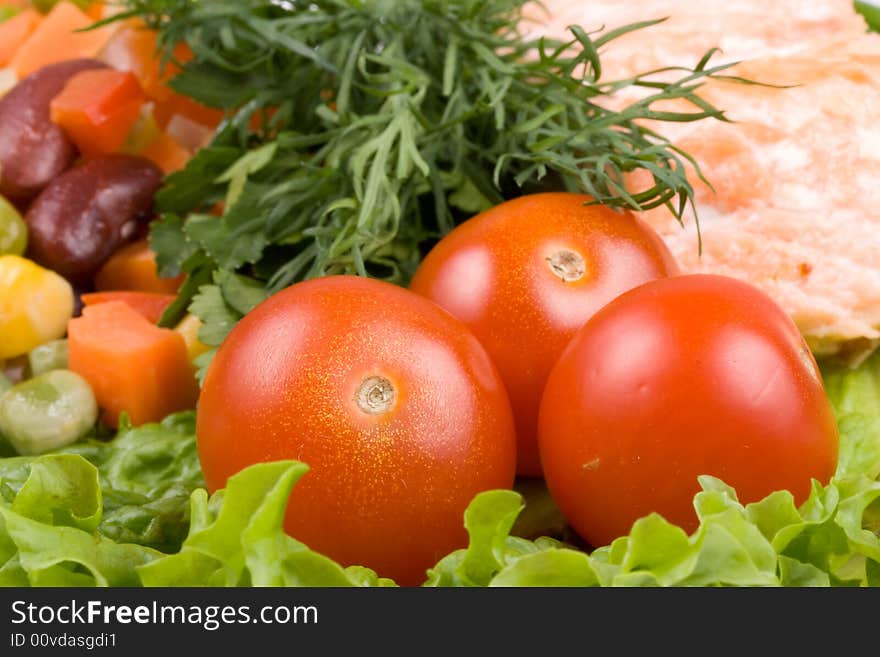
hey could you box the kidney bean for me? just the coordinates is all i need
[0,59,107,201]
[25,154,163,282]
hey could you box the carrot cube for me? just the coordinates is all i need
[50,68,146,156]
[0,9,41,69]
[140,131,191,174]
[93,239,184,295]
[67,301,199,427]
[79,290,176,324]
[10,1,117,79]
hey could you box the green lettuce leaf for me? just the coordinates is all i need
[0,454,160,586]
[425,490,571,587]
[822,350,880,480]
[0,451,393,587]
[138,461,395,587]
[428,475,880,587]
[61,412,205,552]
[0,413,203,586]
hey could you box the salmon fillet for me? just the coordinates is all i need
[525,0,867,78]
[529,1,879,358]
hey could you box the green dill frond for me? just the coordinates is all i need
[127,0,746,336]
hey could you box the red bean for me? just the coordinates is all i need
[25,155,163,282]
[0,59,107,201]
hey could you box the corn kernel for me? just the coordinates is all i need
[174,312,212,361]
[0,255,74,359]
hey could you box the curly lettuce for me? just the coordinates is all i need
[0,416,391,587]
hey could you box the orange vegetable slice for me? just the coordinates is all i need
[93,239,184,295]
[140,131,191,174]
[10,1,117,79]
[67,300,199,427]
[0,9,41,69]
[50,68,145,156]
[79,290,176,324]
[100,24,223,129]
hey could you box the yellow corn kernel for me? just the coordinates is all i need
[0,255,74,359]
[174,312,212,361]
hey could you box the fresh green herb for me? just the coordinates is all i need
[855,0,880,31]
[0,6,20,22]
[120,1,751,346]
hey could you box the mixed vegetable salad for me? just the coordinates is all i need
[0,0,879,587]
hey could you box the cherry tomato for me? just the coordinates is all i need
[409,192,678,476]
[196,275,516,585]
[538,274,839,548]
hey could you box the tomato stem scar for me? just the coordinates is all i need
[357,376,396,414]
[546,249,586,283]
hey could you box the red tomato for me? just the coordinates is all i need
[409,192,678,476]
[196,275,516,585]
[538,274,839,548]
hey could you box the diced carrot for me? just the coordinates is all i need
[67,300,199,427]
[50,68,145,156]
[84,1,104,21]
[99,25,173,103]
[153,92,224,130]
[90,1,134,22]
[100,25,223,129]
[248,106,279,133]
[80,291,176,324]
[10,2,117,79]
[140,131,191,174]
[0,9,41,68]
[93,239,184,295]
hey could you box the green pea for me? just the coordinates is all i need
[28,339,69,377]
[0,196,27,256]
[0,370,98,456]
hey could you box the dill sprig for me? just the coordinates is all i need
[121,0,746,366]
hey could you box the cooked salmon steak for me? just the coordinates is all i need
[529,1,879,358]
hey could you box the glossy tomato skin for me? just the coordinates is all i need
[196,275,516,585]
[409,192,678,476]
[538,274,839,548]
